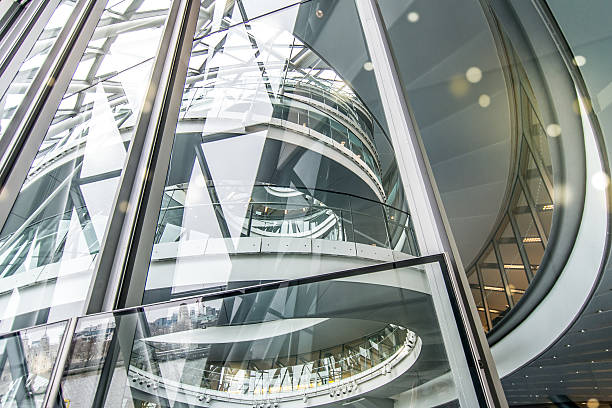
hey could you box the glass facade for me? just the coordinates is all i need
[0,0,610,407]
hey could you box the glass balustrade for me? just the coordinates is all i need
[153,185,417,255]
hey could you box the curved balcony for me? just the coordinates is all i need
[0,184,418,307]
[21,79,386,204]
[126,324,420,406]
[154,184,419,257]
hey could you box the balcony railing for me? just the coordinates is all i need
[155,184,419,257]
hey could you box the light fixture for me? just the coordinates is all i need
[407,11,419,22]
[478,94,491,108]
[465,66,482,83]
[503,264,524,269]
[546,123,562,137]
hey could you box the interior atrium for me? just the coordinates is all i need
[0,0,610,407]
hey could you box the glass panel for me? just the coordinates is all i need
[525,153,553,233]
[468,268,479,286]
[497,223,528,303]
[0,0,77,140]
[523,241,544,274]
[141,1,416,304]
[60,261,483,407]
[510,188,545,275]
[485,291,509,326]
[522,97,552,181]
[479,244,503,285]
[0,0,172,332]
[513,189,541,240]
[0,321,67,407]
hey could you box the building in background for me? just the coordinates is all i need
[0,0,609,407]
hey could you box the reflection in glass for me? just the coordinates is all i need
[0,0,77,140]
[0,321,66,407]
[464,70,554,331]
[0,0,171,332]
[61,264,476,406]
[142,1,417,303]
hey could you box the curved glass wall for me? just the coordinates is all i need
[0,0,513,406]
[0,0,419,333]
[140,1,417,304]
[465,53,553,332]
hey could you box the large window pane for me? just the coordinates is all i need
[141,1,417,304]
[0,0,172,332]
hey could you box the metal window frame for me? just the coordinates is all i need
[476,263,493,329]
[86,0,199,312]
[0,0,189,323]
[0,0,50,79]
[0,0,38,59]
[492,239,515,309]
[508,207,534,282]
[0,0,102,226]
[518,173,549,246]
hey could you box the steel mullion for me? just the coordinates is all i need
[475,264,492,330]
[85,0,199,312]
[508,208,534,282]
[42,318,77,408]
[518,174,549,246]
[0,0,105,230]
[492,239,515,308]
[0,0,47,71]
[522,129,554,199]
[355,0,506,406]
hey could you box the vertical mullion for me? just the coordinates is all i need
[0,0,38,61]
[492,239,515,308]
[0,0,104,228]
[88,0,199,312]
[42,318,77,408]
[522,129,554,198]
[476,264,492,330]
[519,174,549,246]
[0,0,50,80]
[355,1,505,407]
[508,207,534,281]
